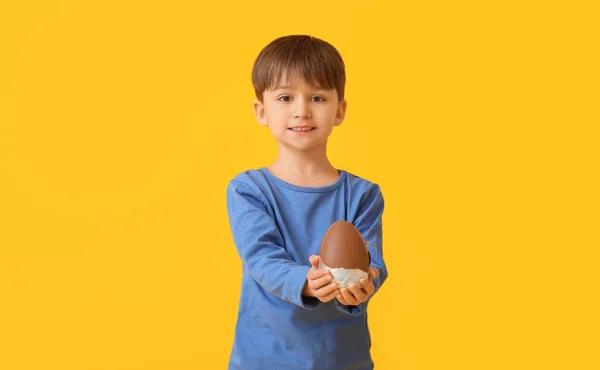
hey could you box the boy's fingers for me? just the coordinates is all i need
[348,283,368,302]
[307,268,330,280]
[359,279,375,296]
[369,268,380,279]
[309,273,333,290]
[319,289,339,303]
[309,255,320,267]
[340,288,360,305]
[313,282,338,298]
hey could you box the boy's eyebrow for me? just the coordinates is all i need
[274,85,329,91]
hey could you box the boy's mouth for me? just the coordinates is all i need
[288,127,316,132]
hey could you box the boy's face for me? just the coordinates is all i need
[253,74,347,152]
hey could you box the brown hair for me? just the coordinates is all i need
[251,35,346,103]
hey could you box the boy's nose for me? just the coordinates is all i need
[293,102,311,119]
[293,112,311,118]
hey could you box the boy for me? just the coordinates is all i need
[226,35,388,370]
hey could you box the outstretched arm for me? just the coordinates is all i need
[227,180,325,309]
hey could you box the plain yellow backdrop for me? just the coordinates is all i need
[1,1,598,369]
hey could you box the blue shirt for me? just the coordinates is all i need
[226,167,388,370]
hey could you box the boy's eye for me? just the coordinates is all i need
[277,96,326,102]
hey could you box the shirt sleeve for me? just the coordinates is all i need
[226,179,324,310]
[335,184,387,316]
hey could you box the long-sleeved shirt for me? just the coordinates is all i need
[226,167,387,370]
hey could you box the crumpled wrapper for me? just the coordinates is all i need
[318,260,369,289]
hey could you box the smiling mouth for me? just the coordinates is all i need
[288,127,316,132]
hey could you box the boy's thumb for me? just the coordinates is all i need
[309,254,319,267]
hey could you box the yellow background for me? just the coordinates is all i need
[1,1,598,369]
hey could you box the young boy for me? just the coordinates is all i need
[226,35,388,370]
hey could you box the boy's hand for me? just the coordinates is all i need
[302,255,339,303]
[336,268,380,306]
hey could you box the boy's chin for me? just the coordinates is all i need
[279,140,326,152]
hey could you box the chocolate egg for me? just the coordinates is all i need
[319,220,370,272]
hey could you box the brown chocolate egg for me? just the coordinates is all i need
[319,221,370,273]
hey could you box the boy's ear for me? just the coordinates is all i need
[253,99,268,126]
[334,99,347,127]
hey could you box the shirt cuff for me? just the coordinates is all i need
[334,299,369,316]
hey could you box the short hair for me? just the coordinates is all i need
[251,35,346,103]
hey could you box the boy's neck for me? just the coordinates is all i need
[267,143,340,187]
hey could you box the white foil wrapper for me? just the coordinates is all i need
[319,260,369,289]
